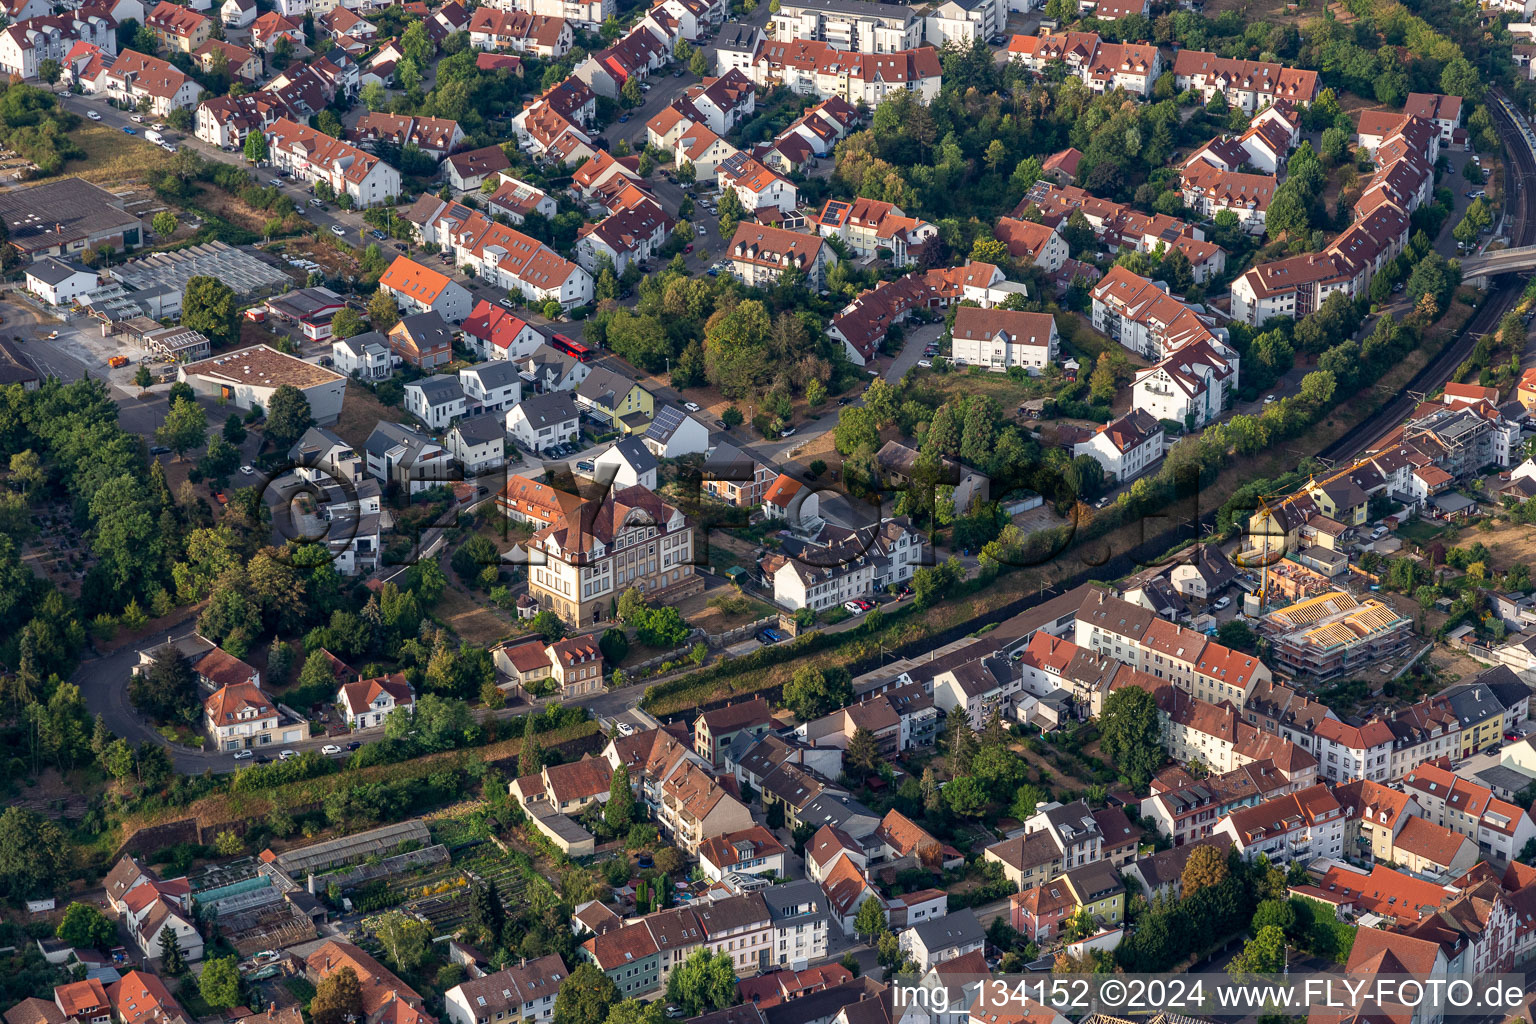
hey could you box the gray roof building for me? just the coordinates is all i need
[514,390,579,429]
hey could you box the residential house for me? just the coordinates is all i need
[898,910,985,972]
[1211,783,1346,865]
[695,698,774,766]
[506,391,581,452]
[443,955,568,1024]
[363,421,452,495]
[388,312,456,371]
[204,681,306,751]
[338,673,415,729]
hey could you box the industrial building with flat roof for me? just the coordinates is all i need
[179,345,347,424]
[0,178,144,259]
[109,241,291,316]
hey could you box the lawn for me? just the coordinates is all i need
[68,125,176,185]
[1395,518,1454,547]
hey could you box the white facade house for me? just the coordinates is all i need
[443,957,568,1024]
[264,118,401,209]
[24,257,98,306]
[507,391,580,452]
[338,673,415,729]
[404,375,468,430]
[378,255,475,323]
[1072,409,1165,484]
[446,415,507,475]
[948,307,1058,373]
[332,330,393,380]
[1211,785,1346,866]
[459,360,524,412]
[179,345,347,425]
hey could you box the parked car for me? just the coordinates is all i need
[843,600,866,614]
[121,126,136,134]
[616,722,635,736]
[684,243,694,253]
[149,445,171,455]
[1371,525,1390,540]
[232,749,253,760]
[131,114,145,123]
[1263,394,1277,404]
[321,744,343,755]
[330,225,346,236]
[576,460,595,471]
[240,464,255,475]
[498,298,514,309]
[917,359,932,368]
[86,110,101,121]
[683,401,701,412]
[779,426,796,437]
[756,628,783,644]
[371,229,386,239]
[1212,596,1232,610]
[277,750,297,761]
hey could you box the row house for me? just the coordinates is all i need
[512,78,597,165]
[1140,760,1293,847]
[264,117,402,208]
[572,148,642,199]
[489,0,611,31]
[673,68,757,135]
[698,825,789,881]
[1005,30,1161,97]
[748,38,943,108]
[1090,265,1235,365]
[468,8,572,57]
[993,217,1069,274]
[1155,686,1317,780]
[146,0,211,52]
[319,6,378,45]
[1009,860,1126,942]
[1212,783,1345,865]
[574,193,672,275]
[1401,761,1536,867]
[1314,717,1396,784]
[1404,91,1464,147]
[1232,119,1421,325]
[1170,50,1320,111]
[770,0,923,52]
[1178,162,1275,234]
[725,222,836,290]
[751,95,860,173]
[461,306,542,365]
[1074,589,1268,706]
[829,262,1023,364]
[694,698,773,766]
[351,112,465,161]
[1021,181,1227,284]
[249,10,304,52]
[445,210,594,308]
[718,152,797,218]
[813,196,937,267]
[1357,110,1441,164]
[195,86,286,147]
[696,893,774,976]
[194,38,260,82]
[574,23,668,97]
[0,12,116,81]
[88,48,202,114]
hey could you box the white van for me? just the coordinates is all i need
[143,129,164,145]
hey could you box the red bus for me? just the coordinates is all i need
[551,333,594,362]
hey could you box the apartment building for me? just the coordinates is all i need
[1139,760,1293,847]
[443,955,567,1024]
[1074,590,1270,706]
[1400,762,1536,867]
[523,485,696,627]
[264,118,402,208]
[1212,783,1345,865]
[725,223,837,290]
[1258,591,1414,680]
[1072,409,1164,484]
[949,306,1058,374]
[1170,50,1320,111]
[813,196,938,267]
[749,38,943,107]
[695,698,774,766]
[204,681,306,751]
[770,0,923,51]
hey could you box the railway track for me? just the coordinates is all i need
[1316,92,1536,464]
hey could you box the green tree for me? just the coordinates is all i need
[244,130,268,164]
[519,712,545,776]
[129,643,198,723]
[374,911,432,971]
[367,289,400,330]
[155,396,208,461]
[134,364,154,388]
[182,276,239,347]
[689,48,708,76]
[846,726,881,775]
[716,187,746,239]
[554,964,622,1024]
[56,902,115,949]
[331,307,367,339]
[265,384,315,451]
[158,924,187,976]
[311,967,364,1024]
[152,211,178,237]
[607,763,636,833]
[530,609,566,641]
[782,665,851,720]
[200,955,242,1009]
[664,950,737,1017]
[1228,925,1288,977]
[853,895,887,942]
[943,775,987,816]
[1099,686,1163,789]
